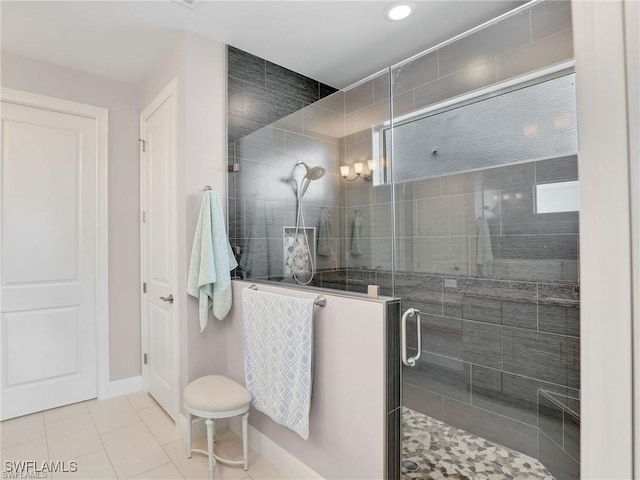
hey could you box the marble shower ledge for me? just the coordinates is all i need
[315,269,579,308]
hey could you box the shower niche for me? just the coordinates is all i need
[283,227,316,278]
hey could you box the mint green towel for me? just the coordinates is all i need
[187,190,238,331]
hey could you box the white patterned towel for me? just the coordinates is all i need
[242,288,314,439]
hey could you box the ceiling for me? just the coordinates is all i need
[1,1,524,89]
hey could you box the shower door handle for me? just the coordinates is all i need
[401,308,422,367]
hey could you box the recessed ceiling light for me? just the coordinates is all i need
[384,2,415,21]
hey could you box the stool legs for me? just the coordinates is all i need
[241,412,249,471]
[205,418,216,480]
[186,412,193,459]
[184,411,249,477]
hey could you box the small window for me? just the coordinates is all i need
[536,180,580,213]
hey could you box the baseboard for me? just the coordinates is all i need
[229,418,324,479]
[100,375,143,399]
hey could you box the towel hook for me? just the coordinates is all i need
[203,185,212,191]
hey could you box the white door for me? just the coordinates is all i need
[141,82,177,419]
[1,95,103,420]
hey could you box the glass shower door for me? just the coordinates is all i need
[389,54,581,480]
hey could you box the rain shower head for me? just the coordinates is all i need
[296,161,326,181]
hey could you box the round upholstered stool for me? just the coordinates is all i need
[183,375,251,480]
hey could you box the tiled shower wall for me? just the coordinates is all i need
[227,1,579,477]
[335,1,579,474]
[227,45,338,278]
[398,157,580,475]
[339,0,574,283]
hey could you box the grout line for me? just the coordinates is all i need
[406,348,579,394]
[85,399,120,478]
[41,414,51,463]
[132,461,175,480]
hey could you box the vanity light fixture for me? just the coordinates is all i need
[341,161,374,181]
[384,1,415,21]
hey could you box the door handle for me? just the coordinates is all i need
[401,308,422,367]
[159,294,174,304]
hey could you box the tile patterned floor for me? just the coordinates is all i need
[402,407,554,480]
[0,392,290,480]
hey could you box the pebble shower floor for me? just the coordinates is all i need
[402,407,554,480]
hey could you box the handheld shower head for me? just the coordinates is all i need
[296,161,326,181]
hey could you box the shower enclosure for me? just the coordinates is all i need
[228,1,579,478]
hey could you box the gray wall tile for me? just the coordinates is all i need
[536,155,579,183]
[414,58,497,110]
[413,236,470,276]
[243,82,305,125]
[228,46,265,87]
[266,62,321,103]
[462,296,502,324]
[420,314,463,360]
[496,29,574,82]
[403,352,471,404]
[395,177,442,201]
[437,10,530,77]
[483,162,536,191]
[471,365,579,427]
[228,76,245,119]
[564,411,580,461]
[320,82,339,101]
[237,159,268,199]
[416,196,454,237]
[303,104,346,140]
[236,126,285,163]
[497,234,578,261]
[463,320,502,368]
[228,116,265,143]
[530,1,573,41]
[539,304,580,337]
[503,327,580,389]
[502,301,537,330]
[392,90,416,117]
[538,392,564,446]
[345,80,374,114]
[403,383,444,420]
[392,52,438,94]
[396,274,443,315]
[539,431,580,480]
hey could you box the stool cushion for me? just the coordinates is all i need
[184,375,251,413]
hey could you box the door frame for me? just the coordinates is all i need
[0,87,109,401]
[572,0,638,477]
[139,78,179,420]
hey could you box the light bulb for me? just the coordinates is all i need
[340,165,350,178]
[367,159,374,171]
[354,162,363,175]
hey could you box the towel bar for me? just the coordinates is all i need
[248,284,326,307]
